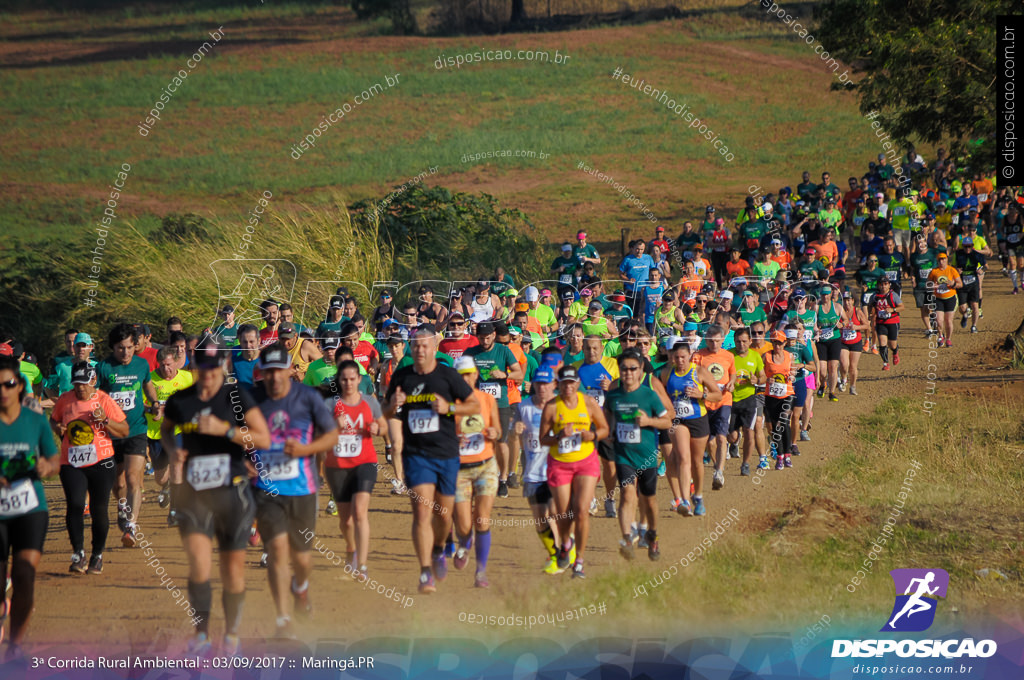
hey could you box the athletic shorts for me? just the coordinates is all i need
[523,481,551,505]
[403,450,459,496]
[672,414,710,439]
[707,406,731,437]
[755,393,765,419]
[729,397,757,432]
[456,456,499,503]
[658,429,670,445]
[928,294,957,312]
[255,493,317,551]
[0,509,49,561]
[876,323,900,341]
[913,290,930,308]
[498,407,513,444]
[842,339,864,353]
[546,452,600,487]
[615,462,658,497]
[148,438,169,471]
[596,437,614,461]
[794,376,808,408]
[112,433,148,464]
[957,283,980,305]
[893,229,912,249]
[325,464,377,504]
[176,480,256,552]
[816,338,843,362]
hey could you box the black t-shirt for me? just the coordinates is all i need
[165,381,258,479]
[385,363,474,459]
[954,250,986,279]
[862,216,889,238]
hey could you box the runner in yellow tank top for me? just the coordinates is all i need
[539,366,609,580]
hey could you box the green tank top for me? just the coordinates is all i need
[583,318,607,337]
[817,301,840,327]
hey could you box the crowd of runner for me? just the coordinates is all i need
[0,157,1020,660]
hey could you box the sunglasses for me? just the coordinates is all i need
[620,366,642,372]
[0,379,20,390]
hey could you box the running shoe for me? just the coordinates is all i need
[543,557,563,575]
[712,469,724,490]
[167,510,179,527]
[784,454,793,468]
[1014,288,1019,295]
[222,635,241,658]
[507,472,520,489]
[248,526,260,548]
[636,529,649,549]
[259,552,268,568]
[444,535,456,558]
[145,460,154,476]
[604,498,616,518]
[83,503,90,517]
[870,346,879,355]
[568,542,577,568]
[87,554,103,575]
[390,478,404,495]
[432,551,448,582]
[703,453,711,465]
[669,498,682,512]
[770,442,778,458]
[893,352,900,365]
[882,363,890,371]
[555,541,574,570]
[775,457,785,471]
[646,534,660,561]
[971,325,978,334]
[275,617,296,640]
[816,385,825,398]
[728,441,740,459]
[418,572,436,594]
[618,539,635,561]
[292,581,313,618]
[657,460,667,477]
[758,456,769,470]
[829,393,838,402]
[355,566,369,583]
[326,499,338,516]
[117,507,129,533]
[961,315,969,329]
[571,562,586,579]
[791,444,801,456]
[946,340,953,347]
[453,547,469,571]
[497,480,509,498]
[187,633,213,658]
[0,597,6,646]
[589,498,600,516]
[692,496,706,516]
[474,572,490,588]
[157,486,169,508]
[676,499,692,517]
[838,379,847,392]
[850,386,858,395]
[799,429,811,441]
[121,525,138,548]
[740,462,750,476]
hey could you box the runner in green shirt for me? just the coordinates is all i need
[728,327,766,475]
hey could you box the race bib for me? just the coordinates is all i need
[853,216,866,227]
[674,399,696,419]
[683,250,694,261]
[877,309,891,320]
[841,329,858,342]
[480,382,501,398]
[110,390,136,411]
[616,422,641,444]
[187,454,230,491]
[265,454,299,481]
[952,215,960,225]
[559,274,572,285]
[333,434,362,458]
[962,274,977,284]
[886,270,899,281]
[584,389,605,407]
[919,268,932,280]
[1008,232,1022,244]
[768,381,788,398]
[802,329,814,344]
[557,432,582,455]
[862,293,873,305]
[978,193,988,202]
[526,435,541,452]
[0,479,39,518]
[819,328,834,341]
[68,444,97,468]
[408,409,440,434]
[938,284,950,295]
[459,433,486,457]
[894,206,907,217]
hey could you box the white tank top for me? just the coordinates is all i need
[517,400,548,483]
[470,296,494,322]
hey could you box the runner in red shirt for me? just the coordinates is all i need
[438,312,480,361]
[340,322,379,375]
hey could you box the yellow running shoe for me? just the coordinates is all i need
[543,556,562,575]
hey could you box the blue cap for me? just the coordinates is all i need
[532,367,555,384]
[683,321,699,331]
[382,319,399,327]
[540,353,561,367]
[73,332,94,345]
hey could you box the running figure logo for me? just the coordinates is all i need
[209,259,297,330]
[881,568,949,632]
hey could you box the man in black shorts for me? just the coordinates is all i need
[249,345,337,639]
[383,325,480,594]
[162,341,272,658]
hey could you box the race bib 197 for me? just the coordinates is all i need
[408,409,439,434]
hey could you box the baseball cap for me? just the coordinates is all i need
[477,280,490,290]
[719,290,734,300]
[792,289,807,299]
[580,288,593,296]
[193,341,224,369]
[705,205,715,213]
[532,367,555,384]
[454,356,477,373]
[329,296,345,309]
[501,288,519,298]
[259,344,292,370]
[609,292,626,302]
[962,236,974,245]
[73,332,94,345]
[476,321,496,336]
[588,301,603,311]
[771,239,782,246]
[70,362,96,385]
[682,321,699,332]
[540,288,552,297]
[540,353,562,368]
[878,153,886,160]
[322,335,341,350]
[577,231,587,239]
[561,243,573,252]
[742,290,755,297]
[278,322,297,339]
[448,311,465,321]
[762,202,774,212]
[508,326,522,337]
[218,304,235,316]
[514,302,529,312]
[524,286,539,302]
[937,252,949,259]
[784,329,799,340]
[842,290,853,299]
[561,289,575,300]
[693,243,704,250]
[656,226,665,232]
[558,366,579,382]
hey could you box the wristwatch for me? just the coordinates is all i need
[448,403,456,416]
[225,426,236,441]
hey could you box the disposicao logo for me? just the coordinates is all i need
[832,568,998,659]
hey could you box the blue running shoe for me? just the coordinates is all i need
[657,460,667,477]
[692,496,706,516]
[432,551,449,582]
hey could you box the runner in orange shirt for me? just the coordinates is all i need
[694,326,735,491]
[927,252,962,348]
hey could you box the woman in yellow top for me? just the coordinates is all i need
[539,365,609,579]
[927,252,962,348]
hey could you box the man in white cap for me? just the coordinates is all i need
[524,286,557,335]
